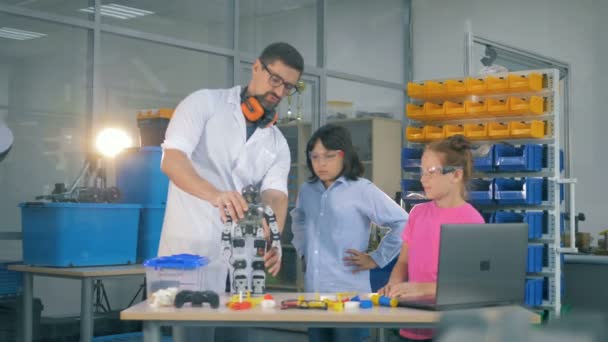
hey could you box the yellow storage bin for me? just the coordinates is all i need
[406,103,425,120]
[486,75,509,93]
[488,122,510,139]
[424,81,447,97]
[445,124,465,138]
[464,123,488,140]
[464,100,487,116]
[465,77,486,94]
[423,125,444,140]
[508,73,543,92]
[445,79,467,96]
[486,98,509,115]
[406,126,425,142]
[407,82,424,98]
[423,102,445,119]
[509,121,545,139]
[444,101,466,118]
[508,96,544,115]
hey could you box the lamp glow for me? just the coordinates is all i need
[95,128,132,157]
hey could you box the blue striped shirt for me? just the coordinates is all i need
[290,176,408,293]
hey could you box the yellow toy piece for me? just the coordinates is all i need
[370,293,398,307]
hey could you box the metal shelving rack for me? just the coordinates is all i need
[402,68,578,317]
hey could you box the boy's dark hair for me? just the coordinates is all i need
[259,42,304,74]
[305,124,364,182]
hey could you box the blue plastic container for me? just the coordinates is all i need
[527,245,543,273]
[20,202,141,267]
[137,205,166,262]
[401,148,422,172]
[0,261,22,297]
[493,211,543,239]
[494,178,543,205]
[494,144,543,172]
[525,278,544,307]
[473,145,495,172]
[115,147,169,204]
[468,179,494,205]
[370,255,398,292]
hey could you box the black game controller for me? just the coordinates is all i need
[174,290,220,309]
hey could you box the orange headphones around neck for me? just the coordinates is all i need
[240,87,278,127]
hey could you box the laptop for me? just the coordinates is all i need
[398,223,528,310]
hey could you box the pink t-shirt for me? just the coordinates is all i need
[400,201,485,340]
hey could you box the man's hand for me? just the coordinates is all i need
[387,282,437,299]
[210,191,248,223]
[264,247,281,276]
[343,249,378,274]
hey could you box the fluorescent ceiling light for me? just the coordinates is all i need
[79,3,154,20]
[0,27,46,40]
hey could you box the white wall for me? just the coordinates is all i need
[412,0,608,237]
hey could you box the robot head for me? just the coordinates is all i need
[241,184,261,204]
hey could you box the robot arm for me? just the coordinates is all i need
[263,205,282,259]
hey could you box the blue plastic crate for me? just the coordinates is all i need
[527,245,543,273]
[20,202,141,267]
[400,179,427,202]
[494,144,543,172]
[137,205,166,262]
[0,261,23,297]
[468,179,494,205]
[493,211,543,239]
[401,148,422,172]
[473,145,495,172]
[525,278,544,307]
[115,147,169,204]
[494,178,543,205]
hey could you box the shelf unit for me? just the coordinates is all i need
[402,68,577,317]
[329,117,402,198]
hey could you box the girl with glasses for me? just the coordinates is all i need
[378,134,485,341]
[291,124,408,342]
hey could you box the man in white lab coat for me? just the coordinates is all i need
[158,42,304,296]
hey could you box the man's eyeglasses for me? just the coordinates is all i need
[261,61,299,96]
[419,165,462,177]
[309,150,344,163]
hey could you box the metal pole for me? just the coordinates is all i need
[80,278,94,342]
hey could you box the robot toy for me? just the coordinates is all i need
[221,184,282,295]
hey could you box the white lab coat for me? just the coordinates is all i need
[158,86,291,293]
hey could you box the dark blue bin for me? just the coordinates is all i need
[493,211,543,239]
[137,205,166,262]
[525,278,544,307]
[0,261,22,297]
[401,148,422,172]
[370,255,399,292]
[527,245,543,273]
[115,147,169,204]
[468,179,494,205]
[494,178,543,205]
[20,202,141,267]
[494,144,543,172]
[473,145,495,172]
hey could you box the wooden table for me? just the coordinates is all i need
[9,264,145,342]
[121,292,541,342]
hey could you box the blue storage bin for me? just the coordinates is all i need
[494,178,543,205]
[473,145,495,172]
[527,245,543,273]
[0,261,22,297]
[468,179,494,205]
[137,205,166,262]
[115,147,169,204]
[525,278,544,307]
[400,179,427,202]
[493,211,543,239]
[494,144,543,172]
[20,202,141,267]
[401,148,422,172]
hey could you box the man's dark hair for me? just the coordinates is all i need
[305,124,364,182]
[259,42,304,74]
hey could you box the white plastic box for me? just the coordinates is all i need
[143,254,209,298]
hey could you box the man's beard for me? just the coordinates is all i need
[257,91,280,111]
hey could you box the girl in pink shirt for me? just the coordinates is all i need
[379,135,485,341]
